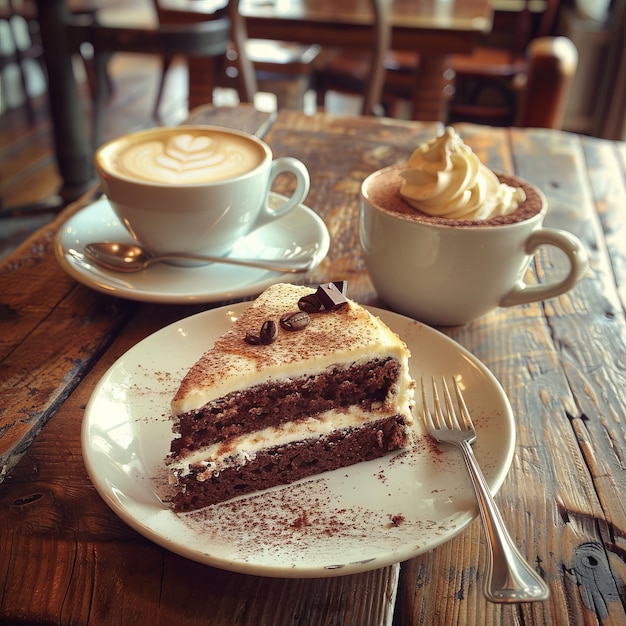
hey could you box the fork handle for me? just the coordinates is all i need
[458,440,550,603]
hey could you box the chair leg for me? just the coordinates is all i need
[4,13,37,124]
[153,55,173,119]
[91,50,111,147]
[259,75,309,110]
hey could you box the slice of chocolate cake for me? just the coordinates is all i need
[167,282,415,512]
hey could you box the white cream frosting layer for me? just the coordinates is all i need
[399,127,526,220]
[171,284,414,417]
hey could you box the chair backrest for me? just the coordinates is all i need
[67,10,231,59]
[64,7,232,145]
[515,36,577,129]
[150,0,258,103]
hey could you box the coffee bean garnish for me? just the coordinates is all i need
[298,294,323,314]
[259,319,279,344]
[280,310,310,331]
[243,282,349,345]
[244,332,261,345]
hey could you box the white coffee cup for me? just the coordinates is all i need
[94,126,310,259]
[360,166,589,326]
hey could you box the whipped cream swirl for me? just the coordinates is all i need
[399,127,525,220]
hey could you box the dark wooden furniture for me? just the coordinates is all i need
[312,0,392,115]
[32,0,231,205]
[158,0,494,122]
[0,0,44,124]
[447,0,565,126]
[514,35,577,128]
[152,0,322,113]
[0,0,106,125]
[1,104,625,625]
[65,7,232,147]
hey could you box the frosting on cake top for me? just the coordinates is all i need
[171,283,412,415]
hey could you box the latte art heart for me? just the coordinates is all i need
[113,132,265,184]
[171,133,212,153]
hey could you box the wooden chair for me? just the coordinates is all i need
[60,9,232,148]
[447,0,565,127]
[152,0,322,114]
[0,0,114,124]
[312,0,396,116]
[514,36,577,129]
[0,0,45,122]
[313,1,574,131]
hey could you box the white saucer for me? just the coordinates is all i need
[54,194,330,303]
[82,304,516,578]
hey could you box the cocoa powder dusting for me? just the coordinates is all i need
[365,165,544,227]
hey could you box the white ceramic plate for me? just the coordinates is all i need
[54,194,330,303]
[82,305,515,578]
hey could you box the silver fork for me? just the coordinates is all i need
[421,376,550,603]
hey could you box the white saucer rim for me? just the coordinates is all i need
[54,194,330,303]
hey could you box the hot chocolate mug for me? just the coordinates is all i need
[360,166,589,326]
[94,126,310,259]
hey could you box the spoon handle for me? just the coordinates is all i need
[154,252,313,273]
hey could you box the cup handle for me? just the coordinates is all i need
[252,157,311,229]
[499,228,589,308]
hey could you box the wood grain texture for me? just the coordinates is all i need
[1,333,399,625]
[399,125,626,625]
[1,107,625,625]
[0,106,274,480]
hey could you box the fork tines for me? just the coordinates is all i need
[422,376,473,433]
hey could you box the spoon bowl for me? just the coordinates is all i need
[83,242,316,274]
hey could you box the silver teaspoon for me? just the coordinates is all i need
[83,242,316,274]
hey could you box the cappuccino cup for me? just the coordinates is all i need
[94,126,310,259]
[360,165,589,326]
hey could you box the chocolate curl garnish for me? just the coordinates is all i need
[332,281,348,296]
[316,282,348,311]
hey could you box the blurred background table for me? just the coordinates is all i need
[1,104,625,625]
[158,0,494,121]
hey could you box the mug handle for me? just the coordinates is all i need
[499,228,589,307]
[253,157,311,229]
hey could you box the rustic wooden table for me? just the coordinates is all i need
[1,105,625,625]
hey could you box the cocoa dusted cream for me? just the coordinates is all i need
[366,165,543,228]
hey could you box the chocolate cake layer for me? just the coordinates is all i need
[171,415,409,511]
[171,358,400,456]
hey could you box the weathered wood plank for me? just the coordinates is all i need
[0,302,399,624]
[581,135,626,310]
[0,107,275,481]
[0,217,139,477]
[398,125,626,624]
[255,110,442,304]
